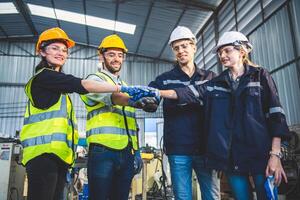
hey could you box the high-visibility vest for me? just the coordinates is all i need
[20,68,78,166]
[80,72,138,150]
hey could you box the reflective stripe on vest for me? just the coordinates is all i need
[22,132,74,148]
[20,69,78,166]
[23,96,67,125]
[86,127,136,137]
[87,106,135,120]
[81,72,138,150]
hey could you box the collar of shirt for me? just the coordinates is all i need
[228,70,242,83]
[99,68,123,85]
[174,62,205,79]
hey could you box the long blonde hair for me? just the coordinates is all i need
[242,53,258,67]
[237,45,258,67]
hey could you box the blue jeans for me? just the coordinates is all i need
[87,145,134,200]
[168,155,220,200]
[226,173,267,200]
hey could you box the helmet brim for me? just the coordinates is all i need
[66,39,75,48]
[168,37,196,46]
[98,47,128,53]
[212,42,253,54]
[211,43,230,54]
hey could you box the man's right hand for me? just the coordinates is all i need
[128,97,159,112]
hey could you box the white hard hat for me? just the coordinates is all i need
[212,31,253,54]
[168,26,196,45]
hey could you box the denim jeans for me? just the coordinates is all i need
[87,145,134,200]
[226,173,267,200]
[168,155,220,200]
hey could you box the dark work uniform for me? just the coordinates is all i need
[174,65,289,173]
[26,68,87,200]
[175,65,290,200]
[149,64,216,155]
[149,63,220,200]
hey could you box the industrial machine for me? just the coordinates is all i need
[0,139,26,200]
[133,145,174,200]
[278,131,300,199]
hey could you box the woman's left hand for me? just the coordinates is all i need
[265,155,288,186]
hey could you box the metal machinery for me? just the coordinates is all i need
[63,142,89,200]
[278,131,300,199]
[0,140,26,200]
[133,145,174,200]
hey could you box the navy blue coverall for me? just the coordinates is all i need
[174,65,290,174]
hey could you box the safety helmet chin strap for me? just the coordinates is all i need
[100,62,106,71]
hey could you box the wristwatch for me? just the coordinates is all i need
[269,151,283,159]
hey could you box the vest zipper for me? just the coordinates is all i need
[27,101,31,116]
[96,72,134,150]
[228,89,236,171]
[122,106,133,149]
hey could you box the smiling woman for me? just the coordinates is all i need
[19,27,125,200]
[39,43,69,69]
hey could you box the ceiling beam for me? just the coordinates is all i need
[0,82,26,87]
[0,35,37,42]
[114,0,120,34]
[134,0,155,54]
[196,0,228,38]
[84,51,173,63]
[0,37,173,63]
[84,54,98,60]
[51,0,61,27]
[70,46,87,55]
[83,0,90,45]
[165,0,216,11]
[12,43,34,56]
[0,49,7,55]
[158,8,186,58]
[128,52,174,63]
[0,26,8,38]
[13,0,38,36]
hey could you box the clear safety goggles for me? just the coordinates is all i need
[172,42,194,53]
[45,45,69,55]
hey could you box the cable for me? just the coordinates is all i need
[9,187,19,200]
[68,95,76,168]
[285,161,300,196]
[279,131,300,198]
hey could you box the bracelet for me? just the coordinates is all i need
[269,151,283,159]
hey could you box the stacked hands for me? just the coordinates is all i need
[120,86,160,112]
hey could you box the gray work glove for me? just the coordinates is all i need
[128,97,159,113]
[142,97,159,113]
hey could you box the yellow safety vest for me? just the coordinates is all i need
[20,68,78,166]
[80,72,138,150]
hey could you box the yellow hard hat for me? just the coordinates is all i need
[36,27,75,52]
[98,34,128,53]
